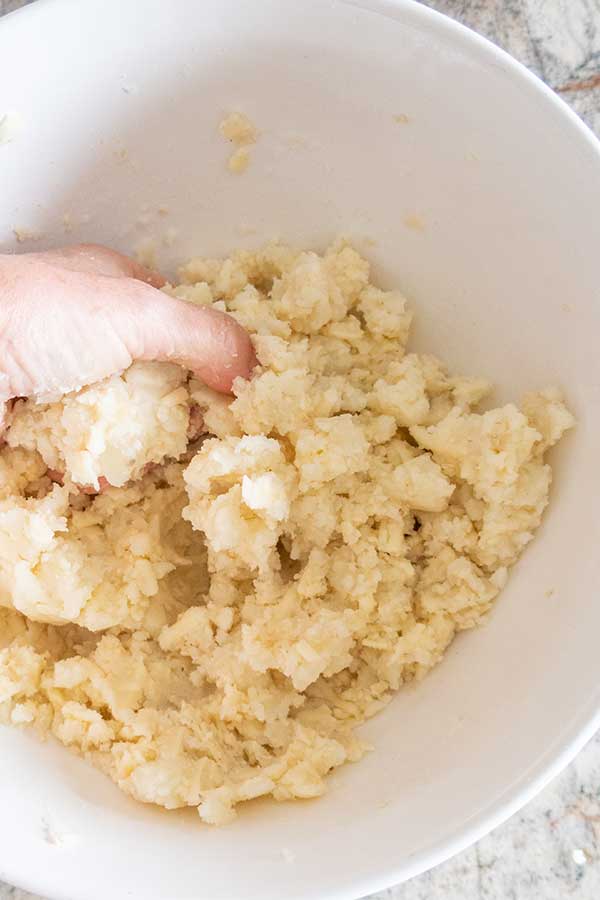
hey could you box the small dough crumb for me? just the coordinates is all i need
[13,227,42,243]
[228,146,251,174]
[403,214,425,232]
[219,111,258,173]
[219,111,258,145]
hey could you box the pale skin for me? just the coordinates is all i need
[0,244,256,422]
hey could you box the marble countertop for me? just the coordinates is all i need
[1,0,599,898]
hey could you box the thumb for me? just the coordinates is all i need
[113,278,257,393]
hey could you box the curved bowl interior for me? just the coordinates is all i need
[0,1,600,898]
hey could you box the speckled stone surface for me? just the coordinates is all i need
[1,0,599,898]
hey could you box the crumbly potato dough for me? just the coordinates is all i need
[7,362,190,490]
[0,242,574,824]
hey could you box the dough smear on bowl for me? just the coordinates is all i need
[0,242,574,824]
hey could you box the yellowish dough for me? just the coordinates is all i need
[0,242,574,824]
[219,111,258,173]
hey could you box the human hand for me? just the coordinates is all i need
[0,244,256,414]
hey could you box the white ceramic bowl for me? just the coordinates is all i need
[1,1,600,898]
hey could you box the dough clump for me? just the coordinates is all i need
[0,242,574,824]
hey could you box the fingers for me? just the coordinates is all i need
[0,246,255,401]
[112,279,257,392]
[0,268,137,400]
[28,244,166,288]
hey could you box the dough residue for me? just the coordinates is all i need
[219,111,258,174]
[0,242,574,824]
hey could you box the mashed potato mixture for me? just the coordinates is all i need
[0,243,574,824]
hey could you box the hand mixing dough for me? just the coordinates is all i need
[0,242,574,824]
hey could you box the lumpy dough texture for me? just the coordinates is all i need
[7,362,191,490]
[0,242,574,824]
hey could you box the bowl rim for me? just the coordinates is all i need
[1,0,600,898]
